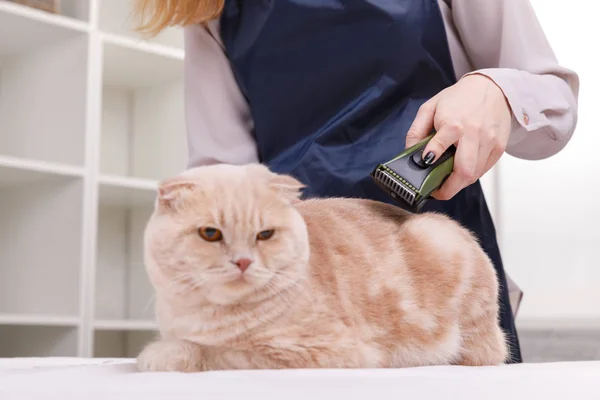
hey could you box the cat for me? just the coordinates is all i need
[137,163,508,372]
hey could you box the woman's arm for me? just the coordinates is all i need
[449,0,580,160]
[406,0,580,200]
[183,23,259,168]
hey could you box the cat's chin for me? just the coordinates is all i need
[204,287,259,306]
[203,275,272,306]
[222,275,255,291]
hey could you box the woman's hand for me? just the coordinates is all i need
[405,74,512,200]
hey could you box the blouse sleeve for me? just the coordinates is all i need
[183,23,259,168]
[449,0,580,160]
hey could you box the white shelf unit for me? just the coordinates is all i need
[0,0,186,357]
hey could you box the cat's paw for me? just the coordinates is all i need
[137,339,204,372]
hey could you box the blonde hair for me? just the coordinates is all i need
[133,0,224,36]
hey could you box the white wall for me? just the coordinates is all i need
[499,1,600,327]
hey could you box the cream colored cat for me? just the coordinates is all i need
[137,163,508,372]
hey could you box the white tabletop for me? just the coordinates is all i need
[1,358,599,400]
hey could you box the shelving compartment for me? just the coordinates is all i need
[0,324,79,357]
[0,6,88,166]
[0,171,83,318]
[98,0,183,49]
[100,38,187,182]
[94,329,156,358]
[94,200,156,325]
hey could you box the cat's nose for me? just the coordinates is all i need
[234,258,252,272]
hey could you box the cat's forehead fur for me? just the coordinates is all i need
[155,164,304,224]
[181,163,267,190]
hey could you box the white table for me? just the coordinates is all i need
[1,358,599,400]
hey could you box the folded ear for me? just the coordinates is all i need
[269,173,305,203]
[246,163,305,202]
[156,176,197,211]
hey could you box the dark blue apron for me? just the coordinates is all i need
[219,0,522,363]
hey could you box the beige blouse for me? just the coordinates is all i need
[183,0,580,168]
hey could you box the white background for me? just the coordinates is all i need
[500,0,600,327]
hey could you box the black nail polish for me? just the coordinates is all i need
[423,151,435,165]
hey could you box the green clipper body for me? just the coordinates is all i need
[370,133,455,213]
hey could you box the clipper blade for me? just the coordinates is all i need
[370,132,455,213]
[371,165,425,213]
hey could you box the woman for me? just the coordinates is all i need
[135,0,579,363]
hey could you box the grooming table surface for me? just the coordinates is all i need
[1,358,599,399]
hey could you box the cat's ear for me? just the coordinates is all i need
[247,163,305,202]
[269,173,305,203]
[156,176,197,211]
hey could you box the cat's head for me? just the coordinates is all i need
[144,163,310,306]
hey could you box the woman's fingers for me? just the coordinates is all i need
[431,130,479,200]
[405,96,440,149]
[421,121,461,165]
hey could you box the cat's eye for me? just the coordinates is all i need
[198,227,223,242]
[256,229,275,241]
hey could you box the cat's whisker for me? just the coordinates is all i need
[188,275,207,289]
[165,273,206,295]
[259,281,291,307]
[260,271,312,308]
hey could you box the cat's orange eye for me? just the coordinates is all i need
[198,227,223,242]
[256,229,275,241]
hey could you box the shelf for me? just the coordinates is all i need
[0,176,83,316]
[94,329,156,358]
[99,174,158,207]
[0,10,88,166]
[0,155,84,185]
[0,1,88,56]
[0,314,80,327]
[0,0,182,357]
[94,319,157,331]
[0,325,79,357]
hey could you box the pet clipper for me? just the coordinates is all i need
[370,132,455,213]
